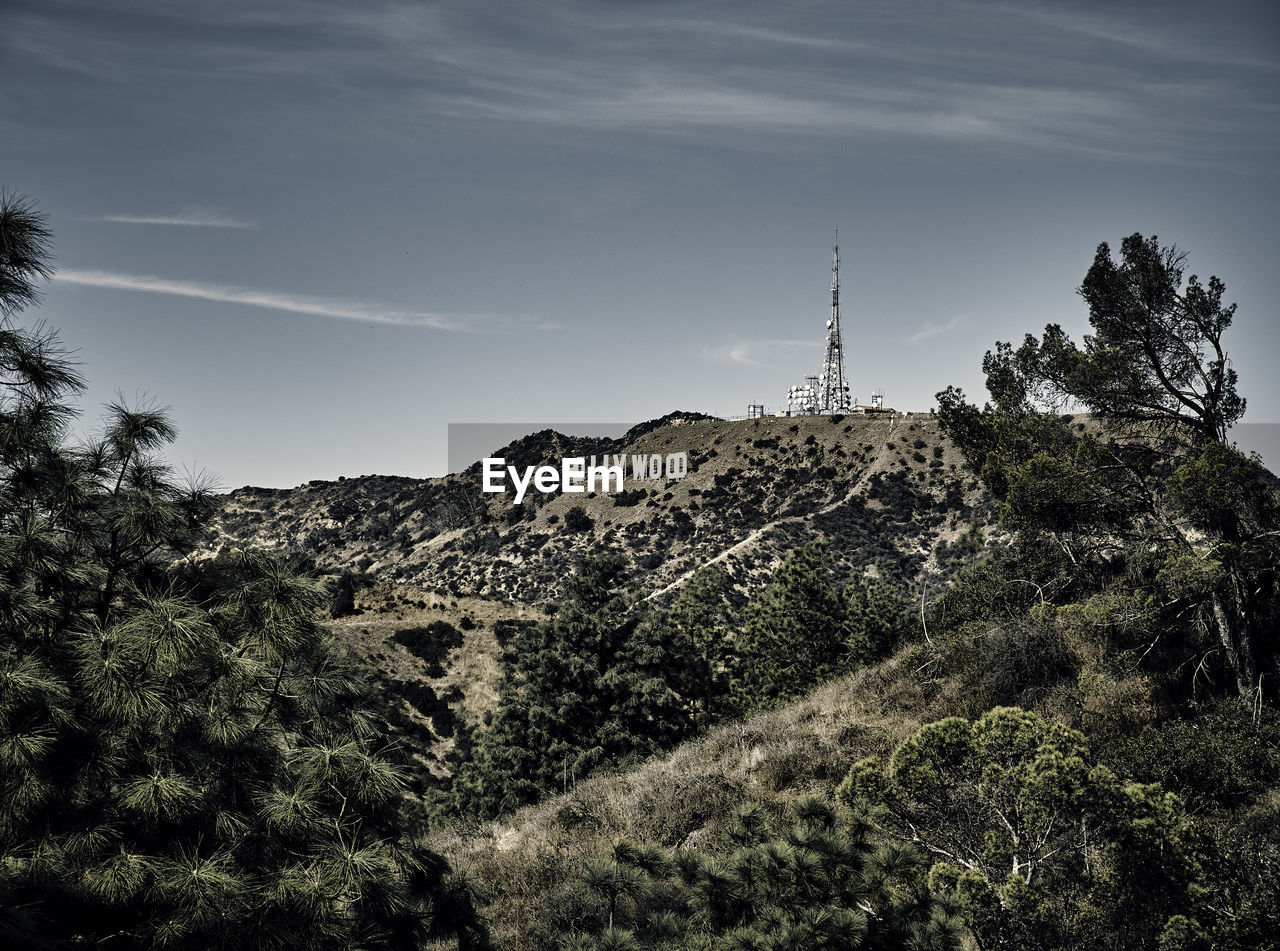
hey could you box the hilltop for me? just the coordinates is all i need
[212,410,1000,607]
[206,410,1002,796]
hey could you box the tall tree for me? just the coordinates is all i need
[1075,234,1244,445]
[732,541,904,709]
[733,541,848,707]
[0,193,485,950]
[937,234,1277,699]
[452,554,710,819]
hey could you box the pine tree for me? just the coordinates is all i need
[732,541,902,710]
[560,798,963,950]
[0,190,55,317]
[936,234,1279,699]
[451,554,713,819]
[0,192,485,950]
[842,572,908,664]
[733,542,846,706]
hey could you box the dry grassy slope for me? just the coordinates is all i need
[211,411,999,608]
[321,582,544,787]
[430,649,944,950]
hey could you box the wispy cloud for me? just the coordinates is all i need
[7,0,1275,168]
[54,268,525,332]
[999,3,1280,72]
[332,1,1274,165]
[907,315,964,344]
[704,338,819,368]
[84,210,258,229]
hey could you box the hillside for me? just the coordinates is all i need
[212,411,999,607]
[431,647,1280,951]
[430,655,933,949]
[426,560,1280,951]
[209,410,1001,796]
[322,582,545,794]
[204,407,1280,951]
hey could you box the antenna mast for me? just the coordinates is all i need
[818,231,851,413]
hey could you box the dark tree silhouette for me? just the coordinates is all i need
[0,193,487,950]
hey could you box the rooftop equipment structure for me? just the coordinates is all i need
[787,375,819,415]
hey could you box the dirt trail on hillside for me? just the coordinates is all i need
[646,414,898,602]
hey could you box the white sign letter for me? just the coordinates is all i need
[588,464,624,493]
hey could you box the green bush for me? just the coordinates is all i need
[840,707,1205,951]
[564,505,594,533]
[558,799,963,950]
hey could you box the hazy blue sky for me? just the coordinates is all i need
[4,0,1278,487]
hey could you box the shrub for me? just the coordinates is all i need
[564,505,595,533]
[840,707,1205,951]
[558,799,962,949]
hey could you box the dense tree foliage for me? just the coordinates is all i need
[0,194,484,950]
[451,555,714,819]
[661,562,736,720]
[1074,234,1244,444]
[937,234,1279,699]
[560,798,964,951]
[840,708,1204,951]
[0,191,55,317]
[733,541,906,708]
[451,541,911,821]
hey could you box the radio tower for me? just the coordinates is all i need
[818,232,852,413]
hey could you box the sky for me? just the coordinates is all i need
[3,0,1278,487]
